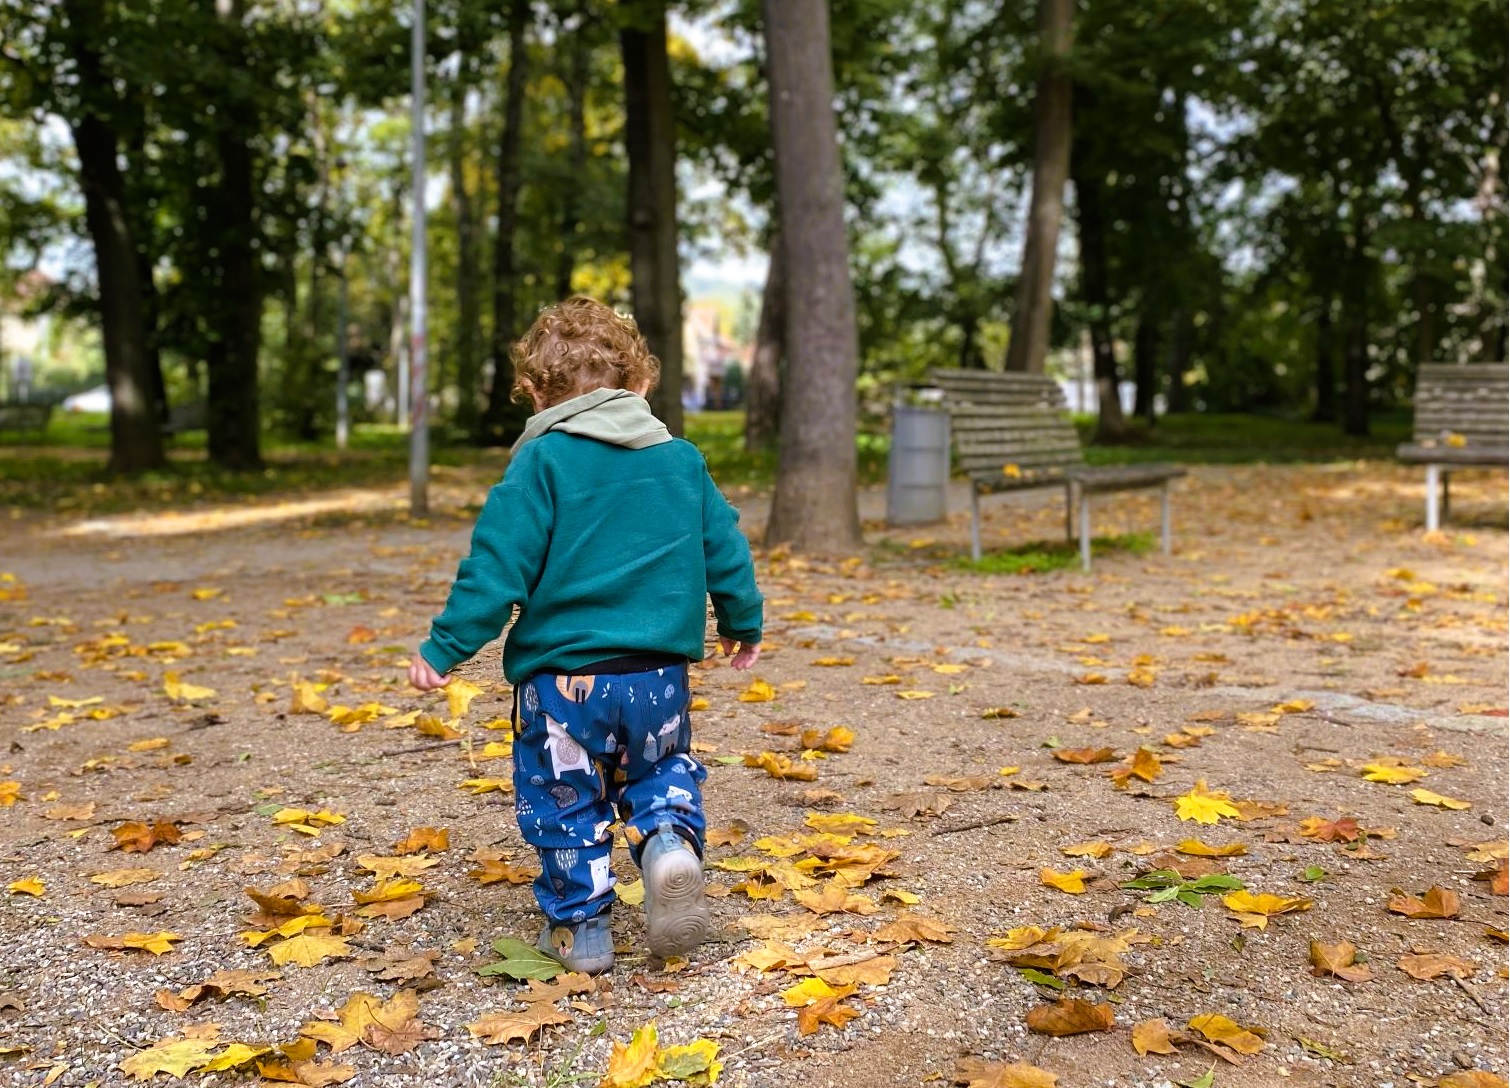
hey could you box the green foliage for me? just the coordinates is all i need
[951,533,1155,576]
[1122,870,1246,908]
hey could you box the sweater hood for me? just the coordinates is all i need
[513,388,673,451]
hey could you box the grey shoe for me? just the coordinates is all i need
[537,912,614,975]
[641,823,710,958]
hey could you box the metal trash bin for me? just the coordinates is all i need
[886,396,951,526]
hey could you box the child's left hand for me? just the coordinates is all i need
[408,653,452,691]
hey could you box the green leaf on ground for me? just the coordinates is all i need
[477,938,563,980]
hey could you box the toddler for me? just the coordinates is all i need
[408,296,763,974]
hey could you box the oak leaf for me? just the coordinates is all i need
[1025,998,1114,1036]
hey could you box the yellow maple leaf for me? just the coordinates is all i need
[48,695,102,708]
[119,1037,221,1080]
[1039,868,1088,894]
[1410,788,1471,810]
[781,977,856,1007]
[163,672,216,702]
[1176,839,1247,858]
[191,587,223,600]
[737,679,776,703]
[353,878,425,905]
[459,777,513,795]
[0,781,21,807]
[195,1043,270,1073]
[601,1022,661,1088]
[445,678,486,719]
[7,876,44,897]
[267,932,352,968]
[655,1039,722,1084]
[1361,762,1427,784]
[1173,780,1240,824]
[1221,890,1312,930]
[896,690,934,700]
[289,682,329,715]
[1186,1013,1266,1055]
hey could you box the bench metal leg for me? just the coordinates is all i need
[1160,480,1172,556]
[1425,464,1441,531]
[1442,471,1451,523]
[970,488,983,562]
[1079,492,1092,571]
[1064,482,1075,542]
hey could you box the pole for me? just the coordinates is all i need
[336,248,350,451]
[409,0,429,516]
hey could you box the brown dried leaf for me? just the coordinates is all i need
[1130,1018,1178,1056]
[1025,998,1114,1036]
[1398,952,1475,980]
[952,1057,1058,1087]
[1387,886,1461,919]
[1308,940,1374,982]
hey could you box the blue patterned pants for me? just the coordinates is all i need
[512,664,706,924]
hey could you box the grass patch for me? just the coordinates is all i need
[952,532,1156,575]
[684,410,890,489]
[1077,411,1413,465]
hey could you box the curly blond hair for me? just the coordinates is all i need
[511,296,661,408]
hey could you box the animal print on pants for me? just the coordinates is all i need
[512,664,706,924]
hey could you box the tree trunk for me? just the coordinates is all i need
[1003,0,1073,375]
[478,0,531,445]
[1070,128,1127,442]
[1340,234,1370,438]
[557,7,592,299]
[449,66,482,434]
[761,0,862,552]
[745,237,784,451]
[1165,307,1190,413]
[1132,305,1161,423]
[63,0,164,474]
[1312,293,1337,422]
[203,0,263,470]
[621,2,685,435]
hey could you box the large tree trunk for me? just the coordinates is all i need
[1003,0,1073,374]
[745,237,784,451]
[1165,307,1191,414]
[478,0,531,445]
[762,0,861,552]
[204,0,263,470]
[63,0,164,474]
[557,6,592,299]
[1070,125,1127,442]
[448,66,482,435]
[621,2,684,435]
[1132,304,1161,423]
[1312,293,1337,422]
[1340,232,1370,438]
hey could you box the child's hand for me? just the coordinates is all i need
[719,637,761,670]
[408,654,452,691]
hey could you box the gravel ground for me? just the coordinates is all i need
[0,460,1506,1088]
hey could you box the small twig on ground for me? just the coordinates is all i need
[931,813,1019,837]
[806,944,909,971]
[1303,710,1358,728]
[722,1032,786,1062]
[1452,973,1491,1015]
[380,738,464,757]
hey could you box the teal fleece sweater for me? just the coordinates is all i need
[418,405,763,683]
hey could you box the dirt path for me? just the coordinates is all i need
[0,461,1505,1088]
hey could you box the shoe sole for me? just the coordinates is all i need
[644,848,710,958]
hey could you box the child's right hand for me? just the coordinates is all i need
[719,637,761,670]
[408,653,452,691]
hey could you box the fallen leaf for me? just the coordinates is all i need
[744,751,818,782]
[7,877,43,897]
[1410,788,1471,811]
[1309,940,1373,982]
[601,1022,661,1088]
[1173,781,1240,825]
[1387,886,1461,919]
[1130,1018,1178,1056]
[874,913,955,944]
[267,932,353,968]
[1039,868,1088,894]
[84,931,182,956]
[1061,841,1113,859]
[1221,890,1313,929]
[444,678,486,719]
[1025,998,1114,1036]
[737,679,776,703]
[1053,747,1117,765]
[952,1058,1058,1087]
[1186,1012,1265,1055]
[1360,761,1426,785]
[110,820,182,854]
[1177,839,1246,858]
[1398,952,1475,980]
[163,672,217,702]
[796,995,862,1035]
[467,1004,572,1046]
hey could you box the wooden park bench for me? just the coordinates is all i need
[929,369,1187,568]
[0,402,52,438]
[1396,363,1508,530]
